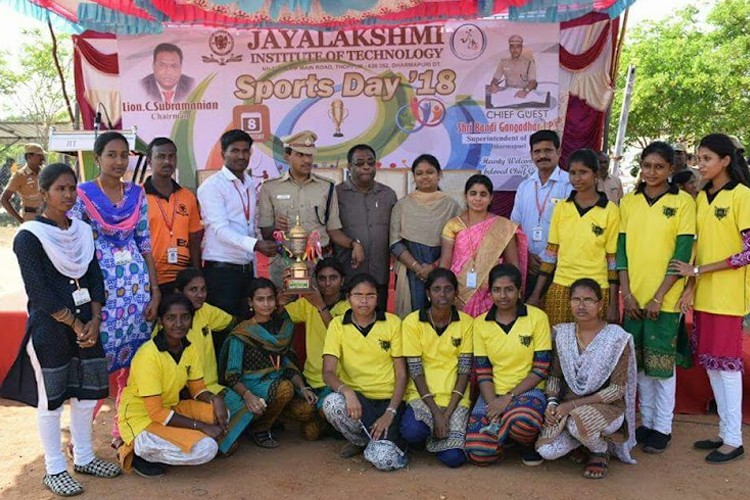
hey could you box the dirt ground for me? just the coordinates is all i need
[0,397,747,500]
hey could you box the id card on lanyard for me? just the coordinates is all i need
[72,279,91,306]
[156,197,179,263]
[533,180,555,242]
[232,181,252,227]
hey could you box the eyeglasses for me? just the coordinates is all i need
[570,297,600,307]
[352,159,376,167]
[350,292,377,301]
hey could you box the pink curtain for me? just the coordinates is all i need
[73,32,120,131]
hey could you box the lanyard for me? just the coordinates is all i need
[155,196,177,237]
[534,180,555,223]
[232,181,251,223]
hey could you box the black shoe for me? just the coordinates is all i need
[521,448,544,466]
[643,431,671,454]
[693,438,723,450]
[635,426,653,445]
[132,455,166,478]
[706,446,744,464]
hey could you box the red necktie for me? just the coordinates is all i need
[163,90,174,104]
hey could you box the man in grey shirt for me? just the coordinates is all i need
[335,144,397,311]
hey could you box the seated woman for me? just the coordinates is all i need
[221,278,320,449]
[399,269,473,468]
[536,278,638,479]
[118,294,229,478]
[465,264,551,467]
[321,274,408,470]
[439,174,522,317]
[284,258,350,411]
[171,268,245,454]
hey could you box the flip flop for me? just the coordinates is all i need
[582,452,609,479]
[252,431,279,448]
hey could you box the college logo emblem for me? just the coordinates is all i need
[519,335,532,347]
[449,23,487,61]
[202,326,210,337]
[451,337,462,347]
[715,207,729,220]
[379,339,391,352]
[662,206,677,218]
[591,223,604,236]
[203,30,242,65]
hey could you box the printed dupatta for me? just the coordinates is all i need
[76,181,144,247]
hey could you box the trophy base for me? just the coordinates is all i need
[333,132,344,138]
[285,278,313,292]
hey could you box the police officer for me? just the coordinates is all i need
[489,34,538,98]
[258,130,363,287]
[1,143,45,222]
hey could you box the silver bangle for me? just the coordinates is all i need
[386,407,397,416]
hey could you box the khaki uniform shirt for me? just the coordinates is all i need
[335,180,397,285]
[493,56,536,89]
[258,172,342,248]
[7,165,42,220]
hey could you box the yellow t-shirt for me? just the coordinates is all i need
[151,303,233,394]
[119,335,204,445]
[401,308,473,408]
[547,193,619,288]
[695,182,750,315]
[619,187,696,313]
[285,298,350,389]
[323,310,402,399]
[473,304,551,395]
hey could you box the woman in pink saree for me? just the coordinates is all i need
[439,174,527,317]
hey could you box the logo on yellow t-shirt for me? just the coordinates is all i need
[715,206,729,220]
[662,206,677,218]
[379,339,391,352]
[519,335,532,347]
[451,337,462,347]
[591,223,604,236]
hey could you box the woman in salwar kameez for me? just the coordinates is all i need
[536,278,637,479]
[220,278,321,449]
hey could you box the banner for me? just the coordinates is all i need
[118,21,560,190]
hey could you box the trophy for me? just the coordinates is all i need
[328,98,348,138]
[284,215,313,292]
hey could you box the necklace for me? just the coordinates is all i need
[96,177,124,205]
[575,324,588,350]
[428,308,450,331]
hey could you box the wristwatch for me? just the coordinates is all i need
[350,239,362,250]
[693,266,701,277]
[386,407,397,416]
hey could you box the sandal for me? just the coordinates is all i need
[252,431,279,448]
[583,452,609,479]
[568,447,588,464]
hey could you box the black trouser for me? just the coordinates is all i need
[203,261,254,354]
[159,281,177,296]
[376,283,389,314]
[356,392,405,449]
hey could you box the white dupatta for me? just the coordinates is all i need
[554,322,638,464]
[19,218,95,279]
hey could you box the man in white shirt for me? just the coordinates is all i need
[197,129,277,337]
[511,129,572,297]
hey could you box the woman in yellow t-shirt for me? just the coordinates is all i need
[172,268,248,455]
[118,294,229,478]
[529,148,620,326]
[671,133,750,464]
[465,264,551,467]
[399,268,473,468]
[322,273,408,471]
[283,258,350,409]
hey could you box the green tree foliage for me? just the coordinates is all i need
[0,27,73,147]
[609,0,750,149]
